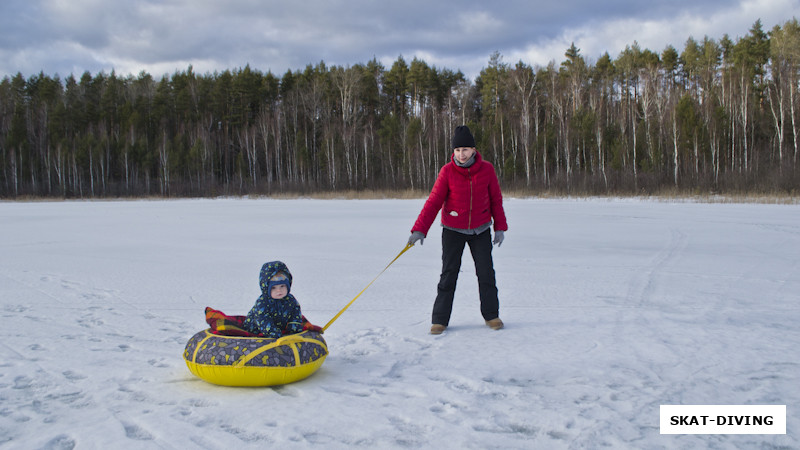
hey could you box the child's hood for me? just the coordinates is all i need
[259,261,293,295]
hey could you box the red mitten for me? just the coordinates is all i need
[301,315,324,333]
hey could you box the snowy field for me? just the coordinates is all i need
[0,197,797,449]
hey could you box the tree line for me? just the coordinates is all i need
[1,19,799,199]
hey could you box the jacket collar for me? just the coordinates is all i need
[450,151,483,171]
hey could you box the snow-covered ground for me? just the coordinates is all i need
[0,198,797,449]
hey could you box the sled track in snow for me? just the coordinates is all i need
[626,227,688,308]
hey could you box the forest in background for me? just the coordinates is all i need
[1,19,799,199]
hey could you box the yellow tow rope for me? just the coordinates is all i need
[322,243,414,331]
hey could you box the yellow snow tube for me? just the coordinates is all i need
[183,329,327,387]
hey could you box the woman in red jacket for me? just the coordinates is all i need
[408,125,508,335]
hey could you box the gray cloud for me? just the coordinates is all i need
[1,0,797,81]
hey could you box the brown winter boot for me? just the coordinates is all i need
[485,318,504,330]
[430,324,447,335]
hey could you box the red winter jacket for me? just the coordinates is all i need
[412,152,508,235]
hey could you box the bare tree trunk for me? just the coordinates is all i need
[767,85,784,168]
[596,125,607,190]
[326,136,336,189]
[159,132,169,196]
[790,80,798,164]
[512,66,535,186]
[54,144,64,194]
[711,130,719,184]
[739,72,749,172]
[672,114,679,187]
[258,111,271,191]
[333,67,360,189]
[11,149,19,197]
[631,106,638,189]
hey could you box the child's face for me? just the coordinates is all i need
[270,284,288,299]
[454,147,476,164]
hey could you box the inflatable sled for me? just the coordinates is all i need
[183,329,328,387]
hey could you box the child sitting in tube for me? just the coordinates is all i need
[243,261,313,338]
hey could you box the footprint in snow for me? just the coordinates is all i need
[41,434,77,450]
[62,370,88,381]
[122,422,154,441]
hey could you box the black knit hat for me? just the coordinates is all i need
[452,125,475,148]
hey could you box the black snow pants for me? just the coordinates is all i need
[431,228,499,326]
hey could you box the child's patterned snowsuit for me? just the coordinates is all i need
[243,261,304,338]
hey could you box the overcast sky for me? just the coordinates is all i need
[1,0,798,81]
